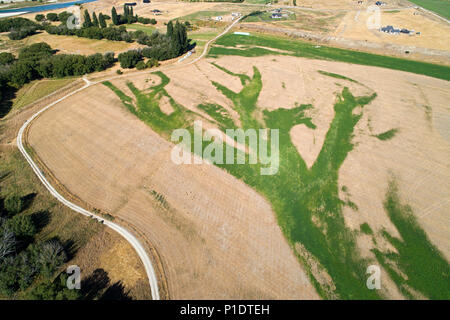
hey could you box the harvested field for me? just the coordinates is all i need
[27,81,318,299]
[0,32,145,56]
[26,51,450,298]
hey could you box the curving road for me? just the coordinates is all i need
[16,16,242,300]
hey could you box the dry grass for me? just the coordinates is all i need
[11,78,77,113]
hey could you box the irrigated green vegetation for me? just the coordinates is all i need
[373,180,450,299]
[318,70,358,83]
[105,49,449,299]
[360,223,374,235]
[198,103,237,129]
[374,128,398,141]
[105,66,380,299]
[104,71,194,137]
[208,33,450,81]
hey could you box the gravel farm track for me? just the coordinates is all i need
[16,16,243,300]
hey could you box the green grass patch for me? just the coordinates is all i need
[198,103,237,129]
[209,33,450,81]
[360,223,373,235]
[106,66,382,299]
[11,78,76,112]
[374,128,398,141]
[125,23,156,34]
[373,180,450,299]
[408,0,450,20]
[318,70,358,83]
[179,11,229,21]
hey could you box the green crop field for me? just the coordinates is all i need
[208,33,450,81]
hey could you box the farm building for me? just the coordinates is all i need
[380,25,399,34]
[380,25,414,35]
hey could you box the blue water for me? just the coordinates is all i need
[0,0,97,14]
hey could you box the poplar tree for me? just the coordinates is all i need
[92,12,99,28]
[112,7,118,25]
[83,10,92,28]
[99,13,107,28]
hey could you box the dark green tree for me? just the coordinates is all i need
[92,12,99,28]
[99,13,107,28]
[166,20,173,38]
[37,240,67,278]
[35,14,45,22]
[4,195,23,215]
[0,52,15,65]
[46,13,58,22]
[111,7,119,25]
[83,10,92,28]
[5,215,36,238]
[118,50,142,68]
[26,273,81,300]
[58,11,71,24]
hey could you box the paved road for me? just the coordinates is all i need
[16,17,242,300]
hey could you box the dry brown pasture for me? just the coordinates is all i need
[26,53,450,299]
[0,33,145,56]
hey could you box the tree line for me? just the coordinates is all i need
[117,20,190,68]
[0,17,43,40]
[0,189,130,299]
[0,42,115,115]
[44,7,156,43]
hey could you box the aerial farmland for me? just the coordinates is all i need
[0,0,448,306]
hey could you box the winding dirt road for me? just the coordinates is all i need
[16,16,243,300]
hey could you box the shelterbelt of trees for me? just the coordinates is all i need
[0,43,114,117]
[0,17,42,40]
[118,20,191,69]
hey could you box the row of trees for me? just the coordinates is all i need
[35,11,74,24]
[83,10,109,29]
[0,42,115,108]
[0,17,43,40]
[0,17,38,32]
[7,26,38,40]
[117,20,190,68]
[111,5,135,25]
[45,24,136,42]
